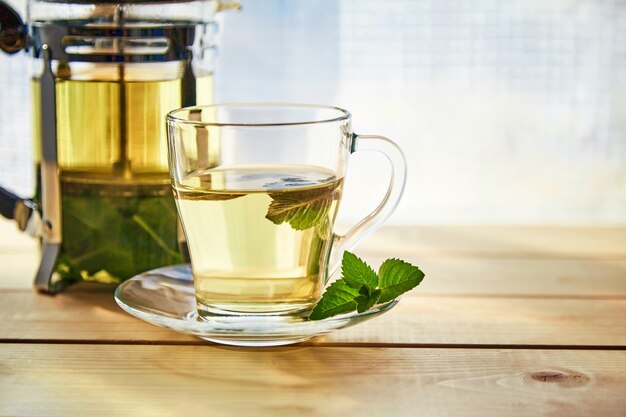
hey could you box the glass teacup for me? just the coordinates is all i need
[166,104,406,318]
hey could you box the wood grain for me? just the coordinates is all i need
[3,225,625,292]
[1,226,625,346]
[333,296,626,346]
[358,225,626,259]
[0,290,624,346]
[3,256,626,296]
[1,223,625,416]
[2,222,626,258]
[0,344,624,417]
[370,258,626,297]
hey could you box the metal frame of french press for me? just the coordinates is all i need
[34,44,64,292]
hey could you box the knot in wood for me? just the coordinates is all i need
[528,369,590,387]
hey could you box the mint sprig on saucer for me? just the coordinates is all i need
[309,251,425,320]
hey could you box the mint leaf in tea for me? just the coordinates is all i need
[55,175,182,285]
[265,178,338,239]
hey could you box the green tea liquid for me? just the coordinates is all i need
[174,164,343,315]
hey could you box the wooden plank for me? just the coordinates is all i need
[0,289,196,343]
[2,223,626,259]
[367,258,626,297]
[3,243,626,294]
[0,344,624,417]
[2,226,625,291]
[359,225,626,259]
[3,256,626,296]
[0,290,624,346]
[332,296,626,346]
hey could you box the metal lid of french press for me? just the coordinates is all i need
[1,0,238,58]
[37,0,209,3]
[31,21,198,63]
[35,0,240,7]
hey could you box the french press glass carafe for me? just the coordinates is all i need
[0,0,238,292]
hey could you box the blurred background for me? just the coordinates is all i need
[1,0,625,226]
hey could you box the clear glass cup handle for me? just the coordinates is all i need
[327,133,407,280]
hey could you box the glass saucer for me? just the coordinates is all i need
[114,264,398,347]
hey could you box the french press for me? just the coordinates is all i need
[0,0,238,292]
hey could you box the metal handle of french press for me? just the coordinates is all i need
[0,1,40,237]
[0,1,31,224]
[1,2,62,293]
[0,1,32,228]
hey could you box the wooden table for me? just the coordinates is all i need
[1,222,625,416]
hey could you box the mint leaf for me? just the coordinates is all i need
[341,251,379,290]
[265,182,337,234]
[354,285,382,313]
[59,190,182,284]
[308,279,360,320]
[378,258,425,303]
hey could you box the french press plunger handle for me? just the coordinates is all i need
[0,1,27,54]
